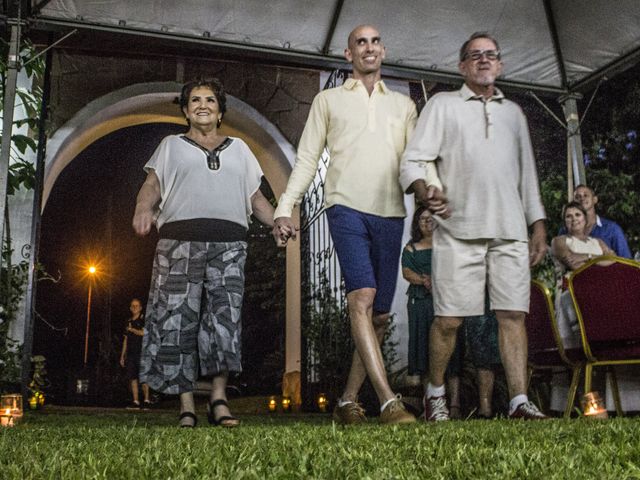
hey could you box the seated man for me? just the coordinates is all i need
[558,185,631,258]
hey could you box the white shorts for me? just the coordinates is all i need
[432,228,531,317]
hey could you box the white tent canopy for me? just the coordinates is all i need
[2,0,640,392]
[31,0,640,93]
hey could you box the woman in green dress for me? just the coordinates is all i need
[402,206,463,418]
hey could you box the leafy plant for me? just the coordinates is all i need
[304,270,351,399]
[0,38,45,388]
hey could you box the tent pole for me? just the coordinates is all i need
[21,34,54,397]
[0,20,22,265]
[559,93,586,198]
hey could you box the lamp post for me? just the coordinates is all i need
[83,266,96,366]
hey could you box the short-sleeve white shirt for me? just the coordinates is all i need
[144,135,263,230]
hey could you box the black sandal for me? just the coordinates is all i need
[207,399,240,427]
[179,411,198,428]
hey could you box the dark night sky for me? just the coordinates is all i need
[35,123,184,387]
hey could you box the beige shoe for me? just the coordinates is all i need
[379,395,416,425]
[332,401,367,425]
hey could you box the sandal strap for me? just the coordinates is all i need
[179,411,198,427]
[209,399,229,408]
[179,411,197,420]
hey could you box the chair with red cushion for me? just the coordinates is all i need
[526,280,584,418]
[568,256,640,416]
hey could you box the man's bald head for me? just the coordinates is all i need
[347,24,380,49]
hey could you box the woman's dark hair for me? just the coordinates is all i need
[410,205,430,243]
[178,77,227,126]
[561,201,587,220]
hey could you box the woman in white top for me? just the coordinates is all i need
[132,78,279,428]
[551,201,614,348]
[552,201,613,272]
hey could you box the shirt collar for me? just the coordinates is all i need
[596,215,603,227]
[344,78,389,93]
[459,83,505,102]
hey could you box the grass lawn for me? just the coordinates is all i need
[2,405,640,479]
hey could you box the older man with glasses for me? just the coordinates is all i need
[400,32,548,421]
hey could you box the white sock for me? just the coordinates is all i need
[380,395,399,413]
[426,383,446,398]
[509,394,528,414]
[338,398,354,407]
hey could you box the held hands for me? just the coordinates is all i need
[413,180,450,219]
[422,274,432,291]
[272,217,299,247]
[425,185,451,219]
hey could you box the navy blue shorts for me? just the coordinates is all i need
[326,205,404,313]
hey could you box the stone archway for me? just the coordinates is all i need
[43,82,301,399]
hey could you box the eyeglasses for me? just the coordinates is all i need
[463,49,501,61]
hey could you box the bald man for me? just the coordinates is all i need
[272,25,417,424]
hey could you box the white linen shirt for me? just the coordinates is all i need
[274,78,417,219]
[400,84,545,241]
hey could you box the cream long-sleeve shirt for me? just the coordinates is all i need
[400,84,546,241]
[274,78,417,219]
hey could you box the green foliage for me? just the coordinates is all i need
[239,189,286,393]
[0,39,44,169]
[304,271,351,397]
[540,173,568,242]
[0,38,44,389]
[0,253,28,388]
[540,165,640,255]
[28,355,49,403]
[1,411,640,479]
[586,168,640,253]
[382,314,399,375]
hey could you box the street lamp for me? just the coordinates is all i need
[83,265,97,366]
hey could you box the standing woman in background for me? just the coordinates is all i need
[119,298,151,409]
[402,207,463,418]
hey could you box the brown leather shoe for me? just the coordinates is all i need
[332,401,366,425]
[379,395,416,425]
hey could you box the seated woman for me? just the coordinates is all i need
[551,201,614,348]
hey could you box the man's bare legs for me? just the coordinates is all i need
[340,309,389,403]
[424,316,462,420]
[495,310,529,409]
[429,316,463,387]
[334,288,414,424]
[343,288,395,404]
